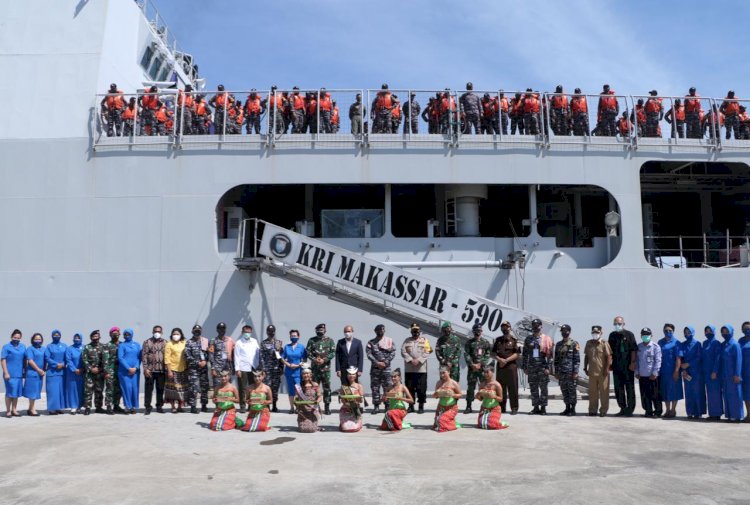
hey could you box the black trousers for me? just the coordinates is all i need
[496,364,519,412]
[613,369,636,414]
[144,372,165,408]
[405,372,427,406]
[638,376,662,415]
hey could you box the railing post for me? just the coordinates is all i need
[133,91,140,141]
[316,89,321,138]
[178,90,184,147]
[703,232,707,265]
[726,228,730,266]
[629,95,637,150]
[543,92,551,147]
[222,93,227,138]
[678,235,683,266]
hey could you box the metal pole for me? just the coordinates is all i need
[317,90,321,139]
[726,228,730,266]
[133,91,139,141]
[630,95,637,149]
[703,232,707,266]
[408,89,412,142]
[498,89,503,144]
[222,92,227,138]
[178,90,184,146]
[679,235,683,266]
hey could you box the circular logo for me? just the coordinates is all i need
[269,233,292,258]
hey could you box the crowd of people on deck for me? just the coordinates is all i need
[99,82,749,141]
[3,316,749,433]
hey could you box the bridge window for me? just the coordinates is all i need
[537,185,613,247]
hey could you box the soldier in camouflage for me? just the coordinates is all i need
[436,321,461,382]
[553,324,581,416]
[522,318,554,415]
[103,327,123,414]
[459,82,483,134]
[209,322,234,390]
[259,324,284,412]
[402,93,420,134]
[82,330,106,415]
[366,324,395,414]
[464,323,492,414]
[185,324,210,414]
[306,323,335,415]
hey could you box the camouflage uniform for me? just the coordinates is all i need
[306,335,335,406]
[460,91,482,134]
[366,336,396,407]
[436,333,462,382]
[259,337,284,403]
[553,338,581,408]
[464,336,492,402]
[402,97,420,134]
[185,337,209,408]
[522,333,553,409]
[82,342,107,408]
[103,340,121,408]
[208,336,234,388]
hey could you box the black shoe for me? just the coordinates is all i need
[106,408,113,415]
[156,407,164,414]
[616,410,626,416]
[122,409,130,415]
[84,408,91,416]
[598,413,606,417]
[372,405,380,415]
[48,411,58,416]
[113,406,125,414]
[568,408,576,416]
[588,413,597,417]
[201,405,208,413]
[272,404,279,413]
[130,409,136,415]
[190,406,198,414]
[239,406,247,414]
[417,405,424,414]
[144,407,152,415]
[464,405,473,414]
[539,407,547,415]
[289,408,295,414]
[95,407,105,414]
[559,405,570,416]
[529,406,540,415]
[324,406,331,416]
[511,409,518,415]
[407,405,415,413]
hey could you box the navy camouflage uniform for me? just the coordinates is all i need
[436,332,461,382]
[460,90,483,134]
[208,336,234,388]
[366,335,396,407]
[465,335,492,407]
[306,334,335,407]
[103,340,121,409]
[185,336,209,408]
[82,341,107,409]
[403,97,420,134]
[259,336,284,405]
[553,338,581,409]
[522,331,553,410]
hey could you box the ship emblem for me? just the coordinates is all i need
[269,234,292,258]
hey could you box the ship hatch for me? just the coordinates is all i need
[641,161,750,268]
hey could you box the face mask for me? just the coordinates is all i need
[344,332,353,340]
[641,336,651,343]
[124,334,133,342]
[290,337,299,343]
[11,339,20,346]
[614,324,623,332]
[664,331,673,338]
[592,333,601,340]
[705,331,714,338]
[472,331,481,337]
[743,328,750,337]
[684,333,693,340]
[316,330,325,337]
[411,332,419,337]
[721,333,731,341]
[171,334,181,342]
[52,335,61,342]
[561,332,570,339]
[73,339,82,347]
[33,340,42,348]
[153,332,162,339]
[242,332,252,340]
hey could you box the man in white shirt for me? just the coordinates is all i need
[234,324,260,413]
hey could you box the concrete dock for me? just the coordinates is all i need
[1,394,748,505]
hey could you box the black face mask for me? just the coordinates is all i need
[561,331,570,338]
[411,332,420,337]
[192,331,201,337]
[315,330,325,337]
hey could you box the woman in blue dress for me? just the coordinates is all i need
[44,329,67,415]
[702,325,723,420]
[281,329,307,413]
[23,333,46,416]
[658,323,683,418]
[740,321,750,423]
[117,328,142,414]
[680,326,705,419]
[719,325,744,422]
[1,329,26,417]
[65,333,85,414]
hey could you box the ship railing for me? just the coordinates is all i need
[135,0,181,56]
[93,89,178,149]
[454,90,543,148]
[629,94,719,150]
[709,97,750,151]
[644,233,750,268]
[365,89,457,148]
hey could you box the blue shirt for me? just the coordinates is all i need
[45,341,68,377]
[25,346,46,378]
[2,342,26,378]
[636,341,662,377]
[282,343,307,368]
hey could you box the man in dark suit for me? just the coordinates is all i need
[335,325,364,386]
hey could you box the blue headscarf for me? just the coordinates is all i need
[123,328,134,342]
[684,326,695,340]
[720,325,734,341]
[705,325,716,337]
[73,333,83,347]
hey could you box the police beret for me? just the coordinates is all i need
[591,325,602,332]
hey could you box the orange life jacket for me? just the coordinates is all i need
[319,94,332,112]
[376,92,393,111]
[391,104,401,120]
[684,96,701,113]
[306,99,317,115]
[523,95,540,114]
[228,106,244,125]
[482,99,498,118]
[267,93,284,109]
[635,105,646,125]
[106,91,125,110]
[214,92,230,107]
[156,107,169,123]
[724,100,740,115]
[178,90,194,108]
[498,97,509,112]
[291,94,305,110]
[141,94,159,110]
[332,106,340,124]
[645,98,662,114]
[245,98,262,114]
[550,95,568,109]
[510,98,524,115]
[122,106,135,120]
[571,96,588,115]
[195,101,209,117]
[439,95,456,114]
[599,92,617,111]
[674,105,685,121]
[618,117,631,136]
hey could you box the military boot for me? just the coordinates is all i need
[324,403,331,416]
[106,407,113,415]
[559,405,570,416]
[568,405,576,416]
[84,408,91,416]
[529,406,540,415]
[272,401,279,413]
[371,404,380,415]
[463,402,473,414]
[539,406,547,415]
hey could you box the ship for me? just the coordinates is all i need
[3,0,750,392]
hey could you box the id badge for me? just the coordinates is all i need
[221,352,227,360]
[532,348,540,358]
[274,351,282,360]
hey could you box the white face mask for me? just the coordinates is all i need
[242,332,252,340]
[614,324,623,332]
[171,334,181,342]
[592,333,602,340]
[153,332,162,339]
[345,331,353,340]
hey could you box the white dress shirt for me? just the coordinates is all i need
[234,337,260,372]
